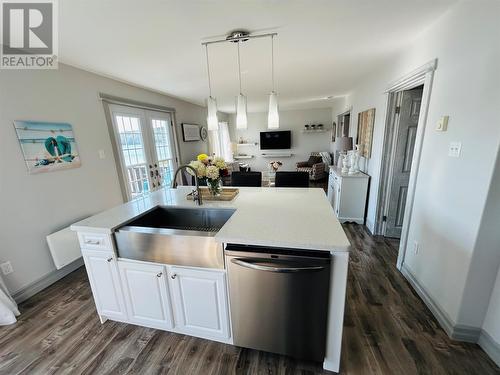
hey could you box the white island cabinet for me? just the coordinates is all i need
[169,266,230,341]
[72,186,350,373]
[118,260,173,330]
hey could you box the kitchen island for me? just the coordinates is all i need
[71,186,350,373]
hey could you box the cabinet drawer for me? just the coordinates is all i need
[78,232,113,251]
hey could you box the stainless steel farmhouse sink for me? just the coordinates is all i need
[114,207,236,269]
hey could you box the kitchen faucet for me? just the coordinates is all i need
[172,165,203,205]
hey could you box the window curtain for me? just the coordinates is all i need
[0,274,19,325]
[208,122,233,161]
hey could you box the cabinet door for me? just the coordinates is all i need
[118,261,174,330]
[169,267,230,340]
[82,250,127,321]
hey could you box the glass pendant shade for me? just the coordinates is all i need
[267,91,279,129]
[236,93,248,129]
[206,96,218,131]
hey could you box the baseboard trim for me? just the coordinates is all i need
[401,264,455,336]
[401,264,483,343]
[478,330,500,368]
[451,324,481,343]
[12,257,84,303]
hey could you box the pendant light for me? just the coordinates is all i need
[235,40,248,129]
[267,35,279,129]
[205,44,218,131]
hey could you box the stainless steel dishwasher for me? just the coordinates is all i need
[225,244,331,362]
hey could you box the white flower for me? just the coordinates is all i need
[188,160,206,178]
[213,157,226,170]
[206,165,220,180]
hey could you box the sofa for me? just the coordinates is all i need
[296,152,328,181]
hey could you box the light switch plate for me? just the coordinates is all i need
[98,150,106,159]
[448,142,462,157]
[436,116,449,131]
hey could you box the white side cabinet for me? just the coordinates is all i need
[169,266,230,341]
[118,260,174,330]
[327,166,369,224]
[82,250,127,322]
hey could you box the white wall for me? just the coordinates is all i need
[0,63,208,294]
[340,0,500,330]
[483,266,500,345]
[228,108,332,171]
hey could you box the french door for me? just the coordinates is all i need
[109,104,178,201]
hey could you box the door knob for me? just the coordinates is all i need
[106,257,113,262]
[157,272,163,278]
[171,273,177,279]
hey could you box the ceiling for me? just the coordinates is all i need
[59,0,456,113]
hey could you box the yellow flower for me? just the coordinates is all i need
[197,153,209,162]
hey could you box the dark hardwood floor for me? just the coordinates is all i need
[1,224,499,374]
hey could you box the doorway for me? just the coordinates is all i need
[337,111,351,137]
[374,59,437,270]
[108,104,178,201]
[383,86,423,238]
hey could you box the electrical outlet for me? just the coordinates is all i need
[448,142,462,158]
[1,261,13,275]
[413,242,419,255]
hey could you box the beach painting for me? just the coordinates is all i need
[13,121,81,174]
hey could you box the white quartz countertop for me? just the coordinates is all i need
[71,186,350,252]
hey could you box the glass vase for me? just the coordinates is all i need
[208,178,222,197]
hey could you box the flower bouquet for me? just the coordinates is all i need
[269,160,283,172]
[188,154,229,196]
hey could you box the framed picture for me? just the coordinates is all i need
[331,122,337,142]
[13,120,81,174]
[182,123,201,142]
[357,108,376,158]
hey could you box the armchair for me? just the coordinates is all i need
[296,152,326,181]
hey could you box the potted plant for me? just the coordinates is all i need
[188,154,229,196]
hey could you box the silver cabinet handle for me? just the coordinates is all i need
[170,273,177,279]
[85,239,101,245]
[106,257,113,262]
[157,272,163,278]
[231,258,324,273]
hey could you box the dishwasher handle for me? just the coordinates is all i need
[231,258,325,273]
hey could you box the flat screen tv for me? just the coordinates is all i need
[260,130,291,150]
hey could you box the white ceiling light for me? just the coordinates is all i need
[235,40,247,129]
[267,35,279,129]
[205,44,218,131]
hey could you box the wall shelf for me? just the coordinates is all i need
[234,155,255,160]
[300,128,331,134]
[261,153,293,158]
[236,142,258,146]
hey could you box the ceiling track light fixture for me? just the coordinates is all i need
[205,44,218,131]
[201,30,278,131]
